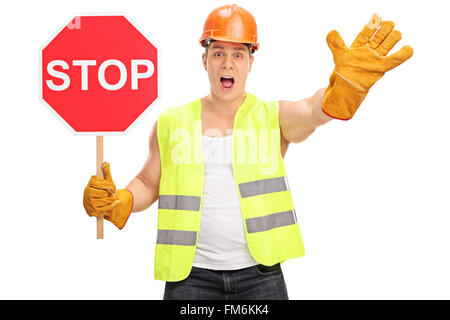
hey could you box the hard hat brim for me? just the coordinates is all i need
[199,36,260,52]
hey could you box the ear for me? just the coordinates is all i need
[248,54,254,72]
[202,53,207,71]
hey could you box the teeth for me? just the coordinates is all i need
[221,76,233,79]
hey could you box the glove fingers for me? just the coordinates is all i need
[326,30,348,57]
[384,45,414,71]
[90,200,121,220]
[369,21,395,49]
[87,209,109,219]
[87,175,116,194]
[83,197,97,216]
[376,29,402,56]
[350,13,381,48]
[102,162,114,183]
[96,199,121,212]
[83,197,106,218]
[90,195,118,207]
[85,186,111,199]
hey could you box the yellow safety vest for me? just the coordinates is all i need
[156,93,305,281]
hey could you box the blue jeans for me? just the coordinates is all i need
[163,263,289,300]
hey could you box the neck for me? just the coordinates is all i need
[203,91,247,116]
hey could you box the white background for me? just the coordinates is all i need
[0,0,448,299]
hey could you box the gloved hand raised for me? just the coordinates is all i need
[83,162,133,230]
[322,13,414,120]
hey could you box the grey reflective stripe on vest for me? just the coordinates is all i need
[246,210,297,233]
[157,230,197,246]
[239,176,288,198]
[158,195,201,211]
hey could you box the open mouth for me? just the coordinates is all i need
[220,76,234,90]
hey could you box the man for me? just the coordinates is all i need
[83,4,413,300]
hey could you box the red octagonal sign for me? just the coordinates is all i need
[41,15,158,134]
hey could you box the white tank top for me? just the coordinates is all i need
[192,134,259,270]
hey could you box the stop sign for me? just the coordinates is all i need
[41,15,158,133]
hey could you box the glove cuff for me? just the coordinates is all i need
[108,189,134,230]
[321,71,369,120]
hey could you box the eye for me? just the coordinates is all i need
[214,52,223,57]
[235,53,242,58]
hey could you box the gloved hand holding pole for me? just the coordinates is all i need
[83,156,134,236]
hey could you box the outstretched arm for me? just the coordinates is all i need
[278,88,333,143]
[279,14,413,143]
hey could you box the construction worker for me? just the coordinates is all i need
[83,4,413,300]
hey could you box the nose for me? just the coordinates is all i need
[222,54,234,69]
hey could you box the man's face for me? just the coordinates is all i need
[202,41,254,102]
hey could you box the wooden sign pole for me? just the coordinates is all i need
[96,136,104,239]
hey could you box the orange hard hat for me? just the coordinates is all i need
[199,4,260,53]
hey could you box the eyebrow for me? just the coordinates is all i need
[210,46,246,51]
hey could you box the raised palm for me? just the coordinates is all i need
[327,14,414,91]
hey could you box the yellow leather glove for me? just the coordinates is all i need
[322,13,414,120]
[83,162,133,230]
